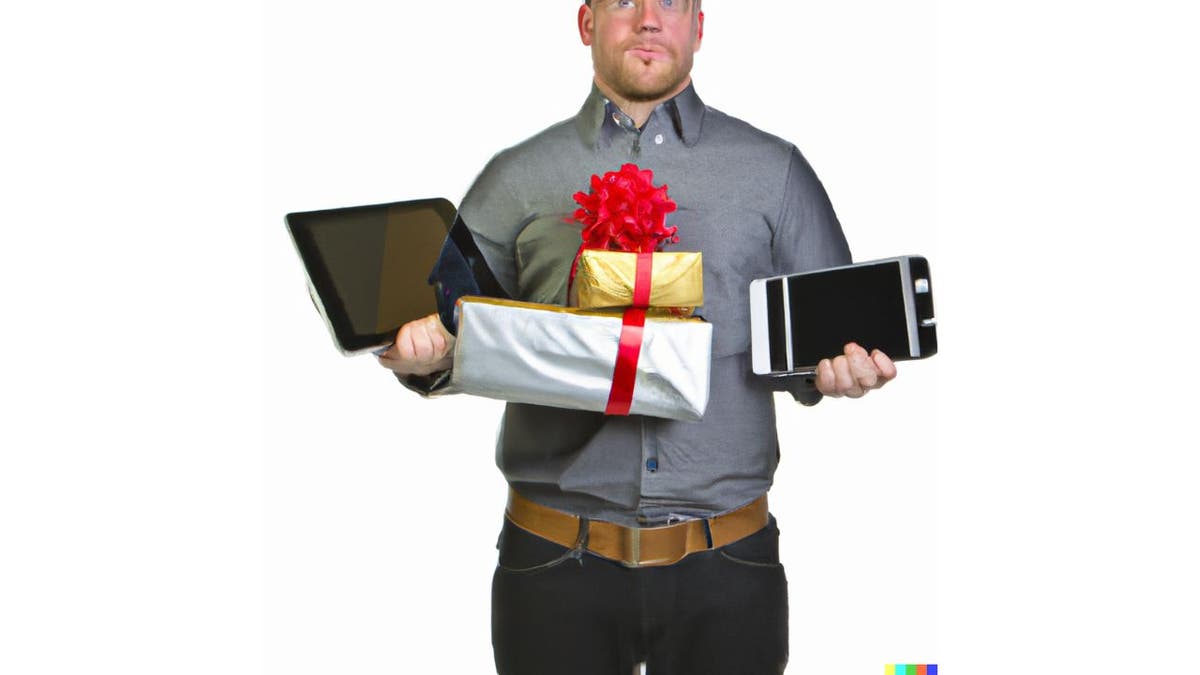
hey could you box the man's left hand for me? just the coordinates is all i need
[813,343,897,399]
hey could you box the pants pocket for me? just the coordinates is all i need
[495,517,580,575]
[717,515,784,569]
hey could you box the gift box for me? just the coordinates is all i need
[450,296,712,421]
[570,249,704,311]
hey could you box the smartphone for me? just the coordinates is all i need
[749,256,937,376]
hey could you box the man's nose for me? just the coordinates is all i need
[636,1,663,32]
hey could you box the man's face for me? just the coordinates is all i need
[579,0,704,103]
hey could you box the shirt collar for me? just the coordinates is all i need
[575,82,706,149]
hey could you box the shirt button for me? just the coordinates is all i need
[646,458,658,472]
[654,134,664,145]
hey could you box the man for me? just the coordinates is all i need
[380,1,896,673]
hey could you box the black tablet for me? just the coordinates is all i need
[286,198,454,355]
[749,256,937,375]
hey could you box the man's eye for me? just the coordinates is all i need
[617,0,635,7]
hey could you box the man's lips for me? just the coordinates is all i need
[627,46,668,61]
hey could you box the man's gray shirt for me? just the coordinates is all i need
[422,84,850,527]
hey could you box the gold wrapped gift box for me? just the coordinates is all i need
[570,250,704,310]
[449,296,712,421]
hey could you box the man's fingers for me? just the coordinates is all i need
[379,318,427,369]
[814,358,839,397]
[831,355,864,398]
[812,345,898,400]
[395,323,418,361]
[377,314,455,376]
[423,314,450,356]
[844,342,878,391]
[408,320,435,360]
[871,349,897,383]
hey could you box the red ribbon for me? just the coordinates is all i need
[605,252,655,415]
[632,252,653,307]
[604,307,646,415]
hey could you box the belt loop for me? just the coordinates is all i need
[570,517,590,564]
[702,518,714,549]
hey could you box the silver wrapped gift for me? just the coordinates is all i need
[450,296,712,421]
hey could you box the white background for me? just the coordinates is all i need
[2,1,1197,674]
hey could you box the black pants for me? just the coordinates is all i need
[492,515,788,675]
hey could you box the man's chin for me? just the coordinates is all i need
[616,75,685,103]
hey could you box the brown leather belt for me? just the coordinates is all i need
[505,489,769,568]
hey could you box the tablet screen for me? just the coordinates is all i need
[786,260,910,367]
[758,257,916,372]
[287,199,454,354]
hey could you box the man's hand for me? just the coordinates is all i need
[377,313,455,376]
[813,342,897,399]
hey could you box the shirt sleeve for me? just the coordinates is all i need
[455,151,530,300]
[392,152,526,397]
[769,146,853,405]
[772,145,852,276]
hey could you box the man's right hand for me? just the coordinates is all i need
[377,313,455,376]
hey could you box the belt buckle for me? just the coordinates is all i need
[623,523,688,568]
[624,527,642,568]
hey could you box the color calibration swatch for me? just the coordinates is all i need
[886,666,937,675]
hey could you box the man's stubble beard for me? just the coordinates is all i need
[603,55,693,104]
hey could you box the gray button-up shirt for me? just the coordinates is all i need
[427,84,850,527]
